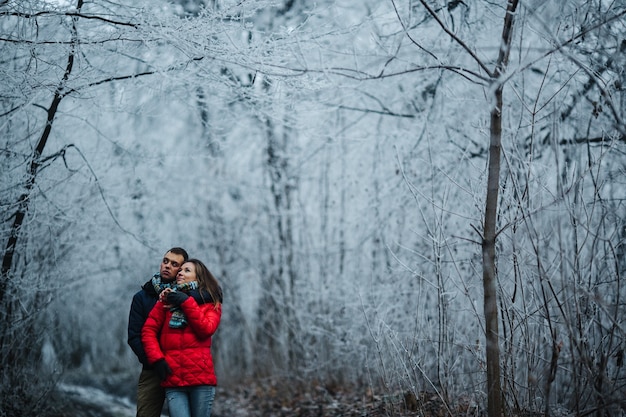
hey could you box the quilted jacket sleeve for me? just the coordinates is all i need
[141,302,167,365]
[180,297,222,341]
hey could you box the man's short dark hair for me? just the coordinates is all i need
[167,247,189,262]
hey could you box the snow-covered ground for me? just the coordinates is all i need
[57,383,137,417]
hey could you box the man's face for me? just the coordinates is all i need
[160,251,185,281]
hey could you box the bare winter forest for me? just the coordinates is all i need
[1,0,625,416]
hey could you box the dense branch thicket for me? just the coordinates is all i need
[1,0,625,416]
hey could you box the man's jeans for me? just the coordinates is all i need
[136,368,165,417]
[165,385,216,417]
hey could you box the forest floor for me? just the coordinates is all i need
[50,372,484,417]
[53,384,478,417]
[211,383,481,417]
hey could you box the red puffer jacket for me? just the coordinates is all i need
[142,297,221,387]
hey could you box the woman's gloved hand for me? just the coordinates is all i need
[154,359,172,381]
[166,290,189,307]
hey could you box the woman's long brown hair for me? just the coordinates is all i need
[186,258,222,307]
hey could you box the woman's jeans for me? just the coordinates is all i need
[165,385,216,417]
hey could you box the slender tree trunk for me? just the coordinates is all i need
[483,82,504,417]
[482,2,518,416]
[0,92,61,301]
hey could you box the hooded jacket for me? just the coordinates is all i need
[142,295,222,387]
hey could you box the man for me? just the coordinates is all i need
[128,247,189,417]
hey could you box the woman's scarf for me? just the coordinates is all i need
[168,281,198,329]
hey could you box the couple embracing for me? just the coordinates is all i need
[128,247,223,417]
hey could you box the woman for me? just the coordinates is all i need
[142,258,223,417]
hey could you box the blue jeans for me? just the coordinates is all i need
[165,385,215,417]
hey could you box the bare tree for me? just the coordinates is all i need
[1,0,84,306]
[0,0,190,412]
[481,2,519,416]
[407,1,519,415]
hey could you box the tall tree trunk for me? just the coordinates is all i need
[483,82,504,417]
[482,1,518,416]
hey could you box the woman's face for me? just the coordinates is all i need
[176,262,197,285]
